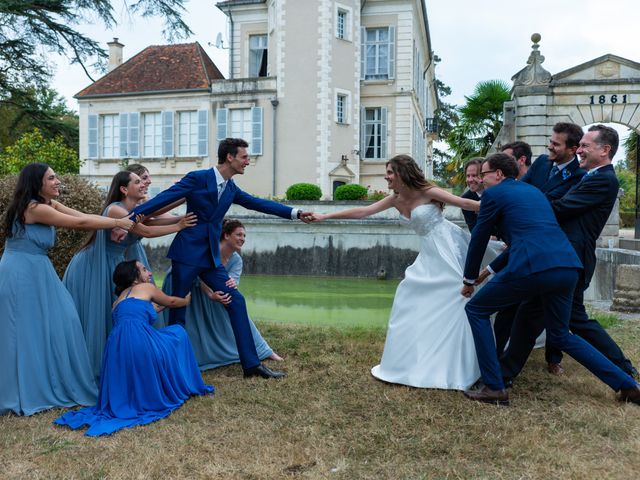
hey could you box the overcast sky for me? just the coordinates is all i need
[52,0,639,151]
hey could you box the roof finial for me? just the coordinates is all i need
[512,33,551,87]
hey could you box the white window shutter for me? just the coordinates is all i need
[198,109,208,156]
[360,27,366,80]
[88,114,98,159]
[119,113,129,157]
[381,107,388,159]
[250,107,263,155]
[360,107,365,157]
[388,26,396,80]
[162,111,174,157]
[128,112,139,158]
[216,108,228,143]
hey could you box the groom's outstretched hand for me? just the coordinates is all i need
[298,211,314,223]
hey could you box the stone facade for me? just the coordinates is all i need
[494,34,640,159]
[77,0,438,199]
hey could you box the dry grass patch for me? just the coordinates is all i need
[1,321,639,479]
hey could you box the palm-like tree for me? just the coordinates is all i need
[445,80,511,186]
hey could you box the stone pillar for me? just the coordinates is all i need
[611,264,640,313]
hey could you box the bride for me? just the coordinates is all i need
[312,154,484,390]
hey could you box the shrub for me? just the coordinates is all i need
[334,183,368,201]
[0,128,82,175]
[0,174,104,277]
[367,188,389,201]
[286,183,322,201]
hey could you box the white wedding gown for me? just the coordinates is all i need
[371,203,484,390]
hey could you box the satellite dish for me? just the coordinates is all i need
[215,32,224,49]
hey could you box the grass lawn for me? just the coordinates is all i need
[1,318,639,478]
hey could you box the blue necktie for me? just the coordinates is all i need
[548,165,559,179]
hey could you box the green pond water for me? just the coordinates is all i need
[240,275,400,330]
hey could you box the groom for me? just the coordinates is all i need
[131,138,312,379]
[460,153,640,406]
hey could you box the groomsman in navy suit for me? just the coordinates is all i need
[500,141,532,179]
[460,158,485,233]
[501,124,638,380]
[460,157,515,356]
[461,153,639,405]
[131,138,312,379]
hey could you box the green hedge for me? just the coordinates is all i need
[0,174,104,277]
[286,183,322,200]
[334,183,368,201]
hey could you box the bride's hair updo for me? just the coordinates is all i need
[386,154,443,208]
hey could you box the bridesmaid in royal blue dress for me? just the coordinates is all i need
[63,171,196,378]
[55,260,213,436]
[0,163,135,416]
[158,219,283,369]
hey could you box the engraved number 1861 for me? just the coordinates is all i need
[590,94,627,104]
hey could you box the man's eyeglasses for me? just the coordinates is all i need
[479,169,496,179]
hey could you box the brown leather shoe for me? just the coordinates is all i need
[547,362,565,376]
[463,386,509,406]
[618,385,640,405]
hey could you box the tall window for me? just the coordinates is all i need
[335,4,352,41]
[101,114,119,158]
[336,10,346,39]
[336,94,346,124]
[249,35,268,77]
[362,107,387,160]
[229,109,252,140]
[361,26,395,80]
[143,112,162,157]
[178,111,198,156]
[216,107,263,156]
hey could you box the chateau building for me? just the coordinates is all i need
[77,0,437,198]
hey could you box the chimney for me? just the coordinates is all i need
[107,38,124,72]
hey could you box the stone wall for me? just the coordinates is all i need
[585,248,640,301]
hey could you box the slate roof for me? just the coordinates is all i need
[76,42,224,98]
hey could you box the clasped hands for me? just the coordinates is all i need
[460,268,491,298]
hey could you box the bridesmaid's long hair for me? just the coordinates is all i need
[113,260,140,296]
[82,171,134,249]
[386,155,444,209]
[2,163,50,238]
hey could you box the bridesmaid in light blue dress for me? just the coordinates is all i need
[0,163,135,416]
[158,219,282,369]
[55,260,213,436]
[123,163,185,275]
[63,171,196,379]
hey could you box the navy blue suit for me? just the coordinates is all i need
[520,155,585,200]
[501,163,635,378]
[460,188,514,354]
[464,178,635,392]
[131,168,294,370]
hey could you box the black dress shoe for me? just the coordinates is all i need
[618,385,640,405]
[470,378,513,390]
[243,364,286,379]
[463,386,509,406]
[627,366,640,381]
